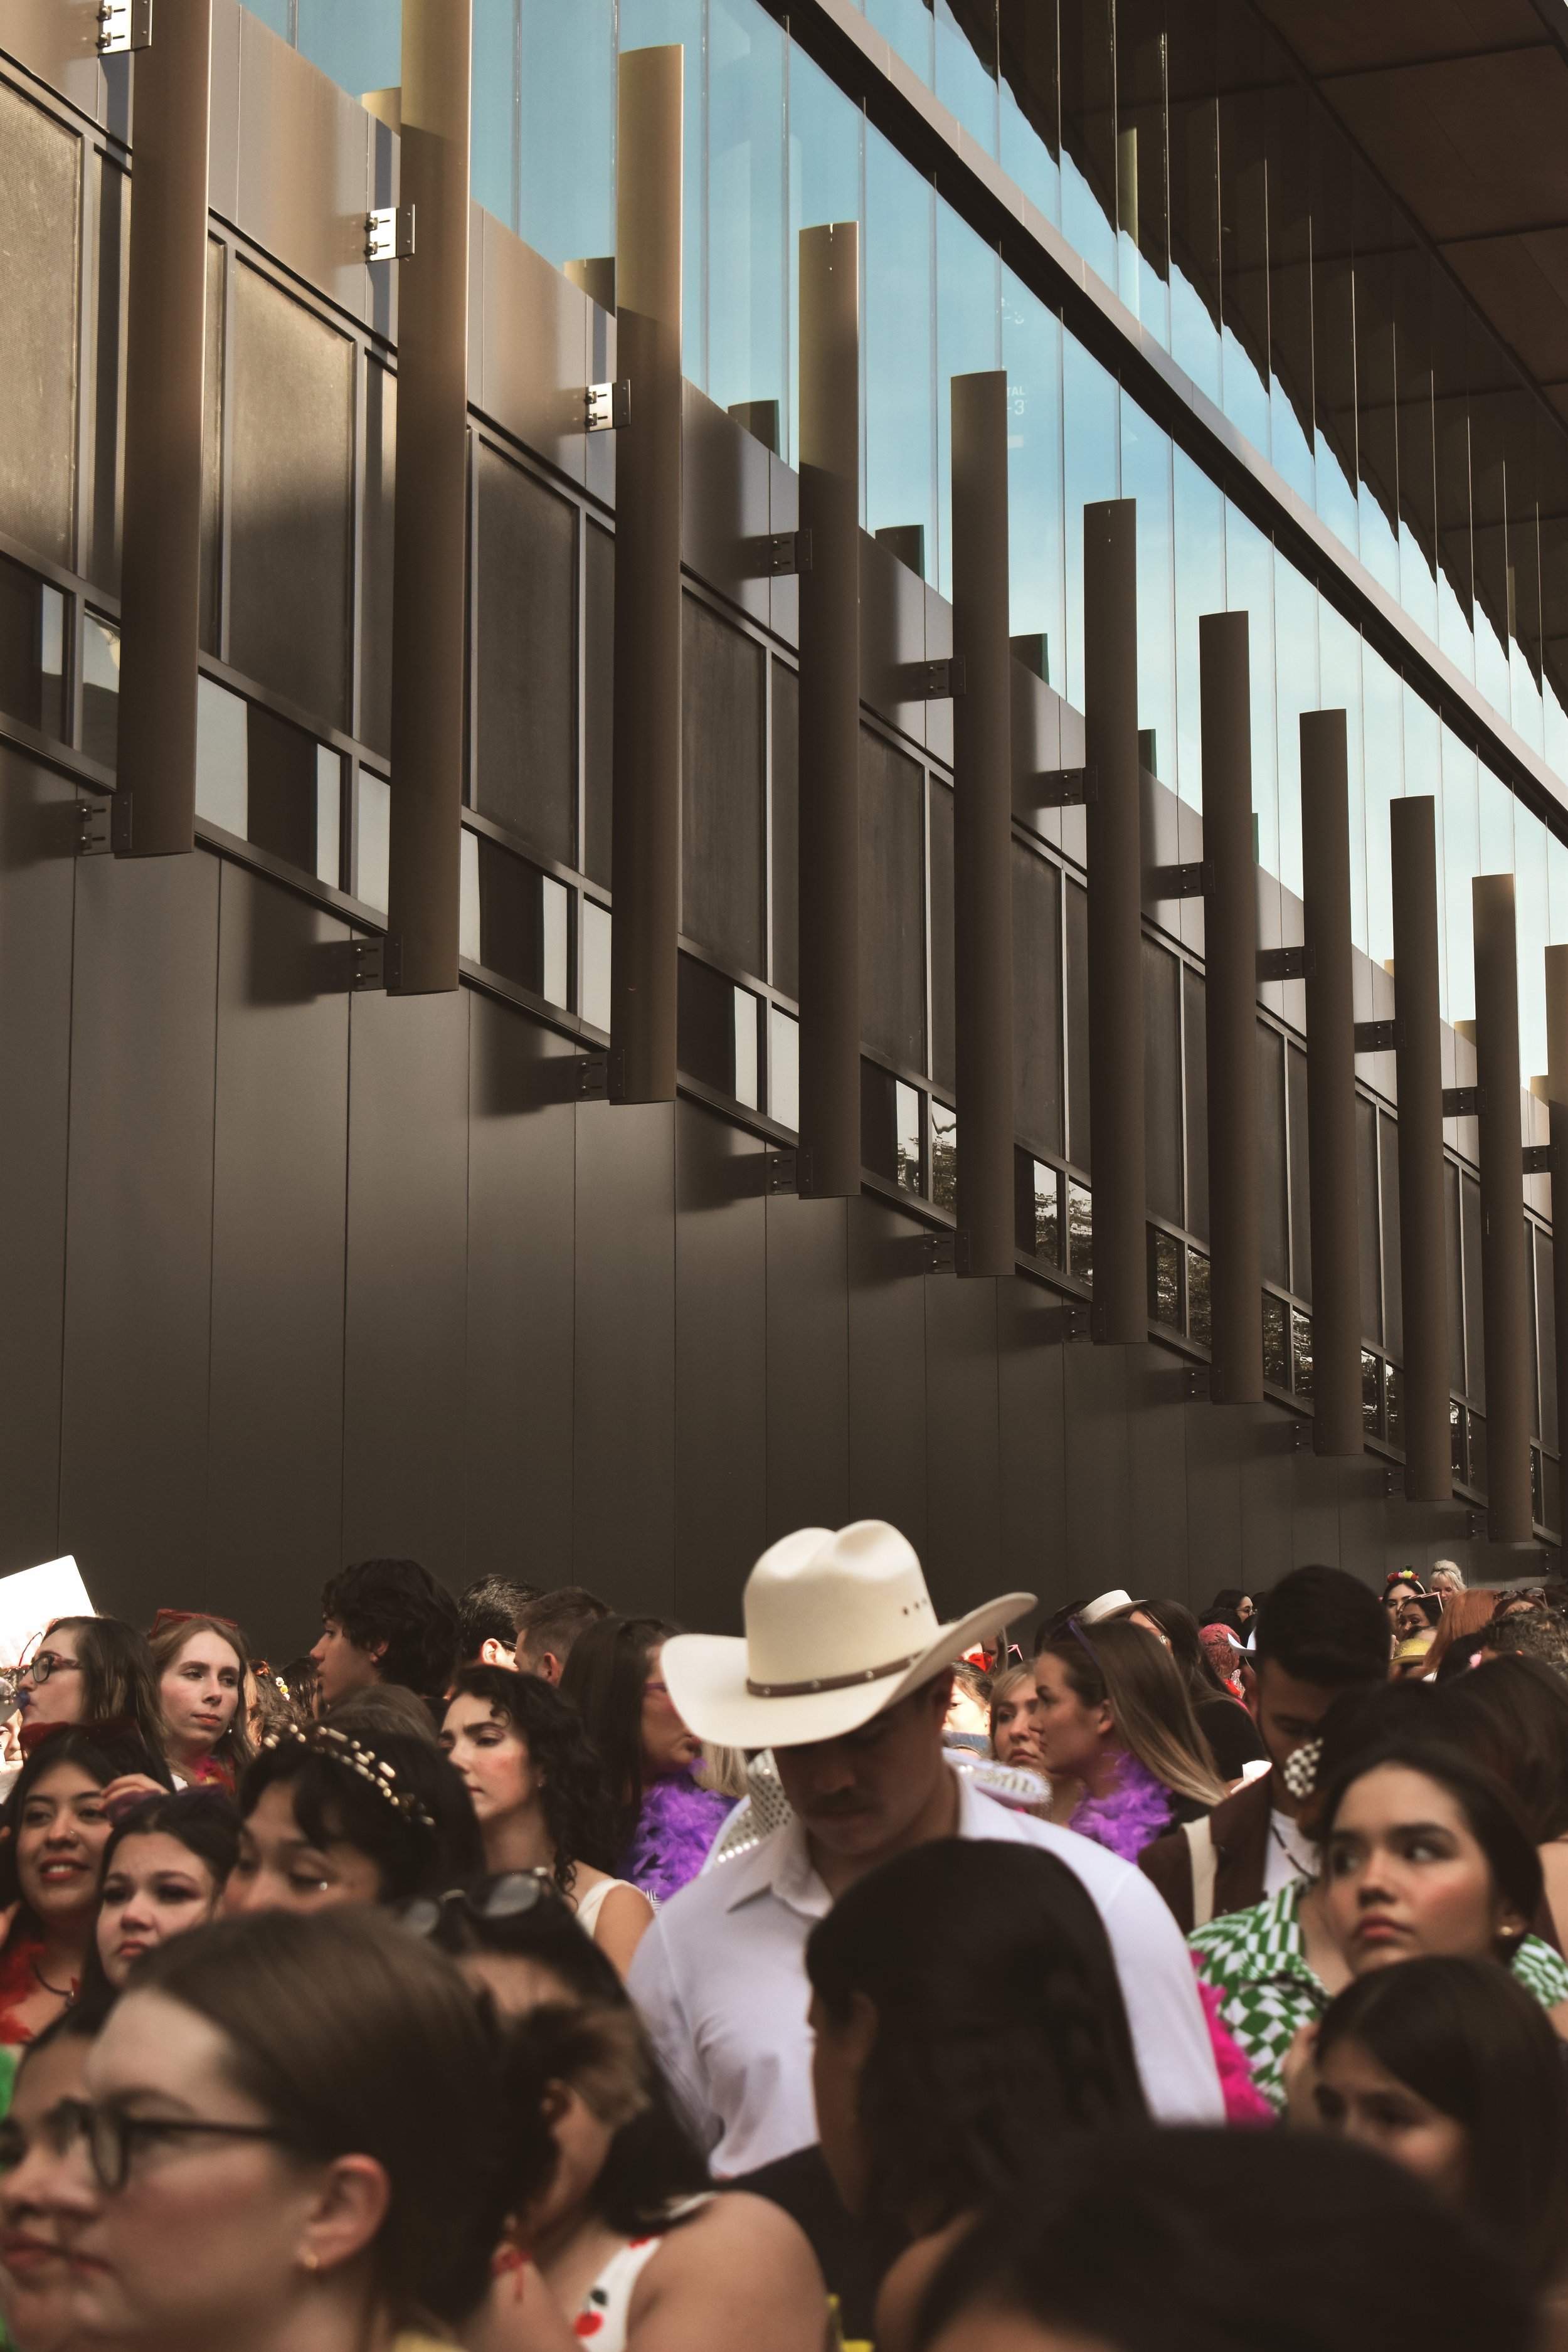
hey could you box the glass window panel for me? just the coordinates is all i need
[360,361,395,759]
[228,262,353,729]
[196,677,248,839]
[1002,270,1063,687]
[199,236,224,659]
[1445,1159,1466,1394]
[1184,966,1209,1243]
[1353,204,1404,605]
[1527,1224,1542,1444]
[356,771,391,915]
[1059,0,1116,287]
[472,0,517,231]
[770,1005,800,1128]
[1067,1176,1093,1282]
[0,559,64,741]
[1504,393,1545,755]
[583,522,613,888]
[1433,275,1475,684]
[1150,1227,1182,1328]
[1362,1350,1382,1438]
[681,594,766,975]
[1188,1246,1211,1346]
[1020,1155,1062,1266]
[1291,1306,1313,1398]
[245,0,290,33]
[1115,0,1168,344]
[1379,1110,1402,1362]
[1012,843,1062,1157]
[1262,1291,1288,1386]
[1257,1024,1287,1288]
[1311,112,1358,559]
[1121,403,1174,786]
[1461,1169,1485,1404]
[1273,552,1317,900]
[864,130,935,568]
[581,899,612,1032]
[1216,31,1271,460]
[1264,80,1315,509]
[1166,0,1219,404]
[935,0,999,156]
[1469,318,1513,724]
[998,0,1061,225]
[859,729,928,1073]
[479,834,550,994]
[295,0,400,98]
[1063,334,1118,711]
[460,829,480,962]
[896,1081,924,1195]
[771,659,798,997]
[1539,1227,1557,1452]
[1393,251,1439,645]
[678,951,739,1093]
[930,1096,957,1210]
[0,80,79,569]
[315,746,342,889]
[1066,874,1090,1170]
[1287,1039,1311,1302]
[519,0,615,272]
[1173,450,1224,808]
[1517,803,1549,1083]
[709,0,786,426]
[929,779,955,1091]
[866,0,934,82]
[1143,938,1182,1225]
[1226,504,1278,877]
[1319,605,1365,952]
[543,876,569,1009]
[1441,727,1480,1025]
[1355,1092,1380,1345]
[787,45,862,474]
[82,610,120,768]
[474,445,578,868]
[1363,647,1402,970]
[733,985,760,1109]
[618,2,704,376]
[936,206,1001,600]
[861,1060,912,1187]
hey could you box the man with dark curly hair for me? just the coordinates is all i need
[311,1557,460,1712]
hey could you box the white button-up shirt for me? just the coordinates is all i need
[628,1771,1224,2175]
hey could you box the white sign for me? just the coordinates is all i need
[0,1557,94,1671]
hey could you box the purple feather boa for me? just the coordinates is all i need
[621,1770,734,1904]
[1067,1751,1175,1862]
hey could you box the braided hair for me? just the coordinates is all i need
[805,1839,1147,2233]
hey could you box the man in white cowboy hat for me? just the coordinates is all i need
[627,1521,1223,2175]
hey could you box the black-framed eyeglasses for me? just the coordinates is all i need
[17,1651,82,1688]
[396,1870,559,1939]
[0,2097,298,2194]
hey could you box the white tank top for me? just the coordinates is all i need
[573,1875,640,1941]
[573,2198,712,2350]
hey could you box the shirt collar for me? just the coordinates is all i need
[722,1766,979,1920]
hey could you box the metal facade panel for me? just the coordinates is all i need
[673,1100,766,1633]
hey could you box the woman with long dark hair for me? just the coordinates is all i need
[558,1619,731,1903]
[1118,1598,1266,1781]
[1308,1955,1568,2291]
[1440,1652,1568,1949]
[225,1722,482,1915]
[14,1619,168,1769]
[1031,1619,1226,1860]
[86,1788,240,1996]
[441,1669,652,1973]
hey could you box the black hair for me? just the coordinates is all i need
[1120,1598,1232,1703]
[913,2128,1532,2352]
[457,1577,541,1663]
[446,1668,620,1888]
[423,1871,628,2008]
[318,1559,458,1700]
[1438,1653,1568,1842]
[1316,1739,1543,1949]
[1316,1956,1568,2287]
[0,1729,171,1934]
[514,1587,611,1671]
[133,1909,509,2328]
[1252,1565,1390,1690]
[498,2000,709,2236]
[238,1727,483,1904]
[80,1788,241,2010]
[35,1617,169,1762]
[557,1616,679,1855]
[806,1840,1147,2233]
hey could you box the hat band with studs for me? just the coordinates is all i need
[746,1648,926,1698]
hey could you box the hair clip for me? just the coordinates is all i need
[1281,1736,1324,1801]
[262,1723,436,1832]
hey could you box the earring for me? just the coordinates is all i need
[300,2252,320,2276]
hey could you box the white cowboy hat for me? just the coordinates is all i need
[660,1520,1035,1749]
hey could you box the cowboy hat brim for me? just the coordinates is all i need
[661,1591,1037,1751]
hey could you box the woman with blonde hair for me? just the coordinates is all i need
[988,1664,1044,1771]
[1030,1618,1226,1861]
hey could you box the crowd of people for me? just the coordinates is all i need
[0,1537,1563,2349]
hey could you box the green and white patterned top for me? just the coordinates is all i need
[1190,1881,1568,2113]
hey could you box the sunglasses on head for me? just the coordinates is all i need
[396,1869,563,1939]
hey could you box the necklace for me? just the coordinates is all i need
[29,1956,73,1998]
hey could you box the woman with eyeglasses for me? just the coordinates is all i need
[10,1907,511,2352]
[14,1620,170,1789]
[84,1789,240,1998]
[440,1670,652,1974]
[558,1619,733,1904]
[147,1611,254,1793]
[1030,1619,1226,1862]
[0,1729,166,2049]
[0,2005,102,2352]
[469,1998,826,2352]
[225,1722,482,1915]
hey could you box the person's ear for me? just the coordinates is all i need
[539,1651,564,1686]
[366,1639,389,1667]
[479,1638,516,1669]
[295,2154,389,2282]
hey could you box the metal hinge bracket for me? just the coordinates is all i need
[75,800,112,856]
[576,1052,610,1099]
[902,657,965,701]
[756,529,810,576]
[912,1232,955,1276]
[365,205,415,263]
[586,380,631,432]
[1257,944,1315,982]
[98,0,152,53]
[1032,766,1098,808]
[349,936,399,992]
[1152,859,1212,900]
[1353,1019,1404,1053]
[1443,1086,1484,1118]
[766,1149,803,1195]
[1523,1143,1554,1175]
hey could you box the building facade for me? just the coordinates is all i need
[0,0,1564,1649]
